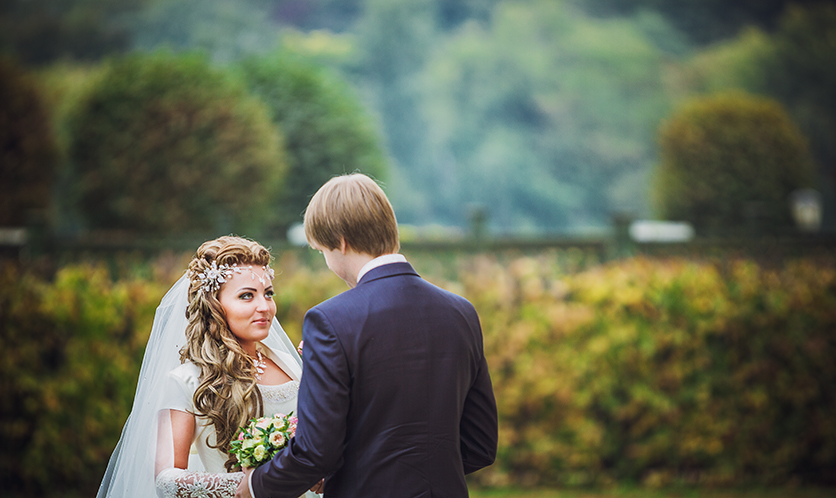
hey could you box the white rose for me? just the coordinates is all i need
[269,431,286,448]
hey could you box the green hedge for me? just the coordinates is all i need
[237,53,389,234]
[64,51,287,236]
[464,255,836,486]
[1,254,834,494]
[0,263,165,496]
[0,57,58,226]
[653,92,814,234]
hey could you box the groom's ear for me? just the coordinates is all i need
[339,237,348,254]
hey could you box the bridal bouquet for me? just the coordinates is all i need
[230,412,298,468]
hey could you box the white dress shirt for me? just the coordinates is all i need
[356,253,407,283]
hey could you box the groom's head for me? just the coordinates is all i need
[304,173,399,257]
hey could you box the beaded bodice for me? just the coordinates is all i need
[258,380,300,406]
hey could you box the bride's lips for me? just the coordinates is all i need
[252,318,270,326]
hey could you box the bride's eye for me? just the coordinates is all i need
[265,290,275,299]
[239,292,253,300]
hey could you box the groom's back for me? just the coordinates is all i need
[313,262,493,497]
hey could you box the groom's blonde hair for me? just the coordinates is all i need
[304,173,399,256]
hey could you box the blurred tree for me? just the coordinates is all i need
[352,0,436,225]
[0,57,58,227]
[276,28,357,69]
[262,0,497,33]
[672,4,836,228]
[130,0,280,63]
[654,92,814,234]
[433,0,499,29]
[420,0,672,231]
[759,4,836,190]
[266,0,363,31]
[679,27,772,94]
[32,63,108,235]
[65,51,287,236]
[576,0,835,45]
[35,63,106,150]
[0,0,147,65]
[237,53,388,234]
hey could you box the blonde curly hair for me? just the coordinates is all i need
[181,235,273,471]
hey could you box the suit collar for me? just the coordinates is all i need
[356,261,418,286]
[356,253,408,282]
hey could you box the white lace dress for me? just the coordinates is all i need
[155,346,314,498]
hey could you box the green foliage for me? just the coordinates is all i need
[3,252,835,493]
[352,0,437,225]
[419,0,672,230]
[237,53,388,233]
[654,92,813,233]
[576,0,823,45]
[468,487,836,498]
[130,0,280,63]
[0,57,58,226]
[682,27,772,94]
[65,51,288,236]
[760,4,836,187]
[0,253,338,496]
[464,255,836,486]
[8,0,834,235]
[0,0,146,65]
[276,29,357,69]
[0,263,164,496]
[676,4,836,210]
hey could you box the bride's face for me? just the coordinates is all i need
[217,267,276,351]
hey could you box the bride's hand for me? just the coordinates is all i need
[310,478,324,494]
[234,467,254,498]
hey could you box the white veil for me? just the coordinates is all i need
[96,273,302,498]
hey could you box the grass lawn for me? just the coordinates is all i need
[468,487,836,498]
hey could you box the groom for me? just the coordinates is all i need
[237,173,498,498]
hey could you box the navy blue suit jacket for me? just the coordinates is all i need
[251,262,498,498]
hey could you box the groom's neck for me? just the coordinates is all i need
[340,249,376,289]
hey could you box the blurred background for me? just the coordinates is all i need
[1,0,835,497]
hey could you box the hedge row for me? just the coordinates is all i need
[462,255,836,486]
[1,253,834,495]
[0,264,165,496]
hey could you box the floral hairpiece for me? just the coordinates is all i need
[190,262,275,295]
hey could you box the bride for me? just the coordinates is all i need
[96,236,319,498]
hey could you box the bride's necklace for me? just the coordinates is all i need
[253,348,266,381]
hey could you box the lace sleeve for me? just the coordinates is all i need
[155,468,243,498]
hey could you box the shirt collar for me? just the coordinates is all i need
[357,253,408,283]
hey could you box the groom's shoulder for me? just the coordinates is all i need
[435,282,479,317]
[308,286,360,314]
[306,270,410,314]
[380,270,480,318]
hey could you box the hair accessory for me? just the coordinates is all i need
[244,265,275,286]
[191,262,274,295]
[193,261,236,294]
